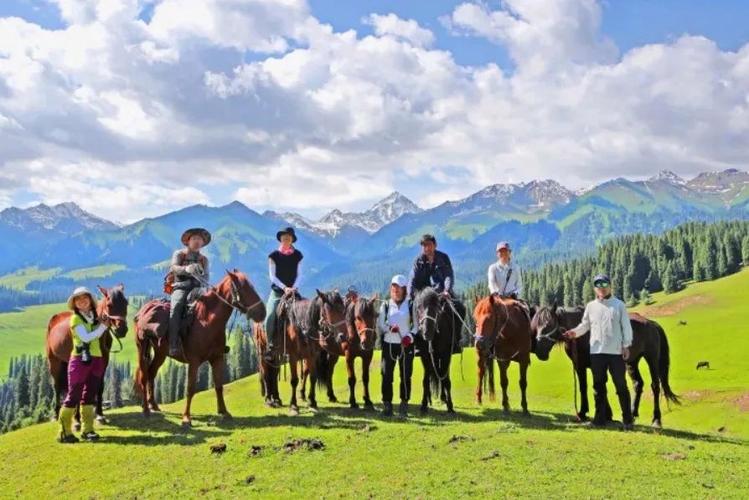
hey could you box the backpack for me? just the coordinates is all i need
[163,251,206,295]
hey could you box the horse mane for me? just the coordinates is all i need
[474,296,495,316]
[354,297,376,320]
[415,287,439,311]
[307,290,344,334]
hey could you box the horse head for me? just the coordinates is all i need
[472,294,513,350]
[415,287,442,342]
[351,294,378,351]
[222,269,266,323]
[315,289,348,342]
[98,284,129,338]
[531,305,565,360]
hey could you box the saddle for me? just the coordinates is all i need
[136,288,207,340]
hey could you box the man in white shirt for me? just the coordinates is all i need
[564,274,634,430]
[487,241,522,299]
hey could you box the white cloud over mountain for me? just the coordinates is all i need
[1,0,748,222]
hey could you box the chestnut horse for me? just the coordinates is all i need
[532,306,680,427]
[473,294,533,414]
[313,296,378,409]
[272,290,348,415]
[134,270,265,426]
[46,285,129,423]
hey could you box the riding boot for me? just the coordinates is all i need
[80,405,99,441]
[58,406,79,443]
[168,326,182,358]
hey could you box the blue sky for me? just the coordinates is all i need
[1,0,749,222]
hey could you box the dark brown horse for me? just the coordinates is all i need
[473,294,533,414]
[532,306,680,427]
[313,296,378,409]
[414,287,464,414]
[255,323,282,408]
[46,285,129,424]
[134,270,265,426]
[271,290,348,415]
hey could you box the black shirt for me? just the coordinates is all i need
[269,249,303,291]
[410,250,455,296]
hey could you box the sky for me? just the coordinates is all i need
[1,0,749,223]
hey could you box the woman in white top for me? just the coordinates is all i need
[377,274,415,417]
[487,241,523,298]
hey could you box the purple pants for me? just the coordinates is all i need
[63,356,105,408]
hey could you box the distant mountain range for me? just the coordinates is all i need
[1,168,748,307]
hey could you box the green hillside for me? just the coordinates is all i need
[0,269,748,497]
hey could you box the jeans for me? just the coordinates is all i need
[264,289,284,349]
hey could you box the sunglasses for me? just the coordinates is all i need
[594,281,610,288]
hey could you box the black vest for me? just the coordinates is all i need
[269,249,303,291]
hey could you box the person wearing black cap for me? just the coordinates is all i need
[408,233,465,354]
[564,274,634,430]
[168,228,211,357]
[264,227,304,357]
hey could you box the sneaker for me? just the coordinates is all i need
[58,433,79,444]
[382,403,393,417]
[82,431,100,441]
[398,402,408,417]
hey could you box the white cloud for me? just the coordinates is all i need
[1,0,749,221]
[364,13,435,48]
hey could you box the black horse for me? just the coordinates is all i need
[414,287,464,414]
[532,306,680,427]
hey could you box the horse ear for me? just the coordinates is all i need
[552,300,558,310]
[118,283,125,291]
[97,285,108,297]
[371,292,379,301]
[233,268,239,273]
[316,289,325,300]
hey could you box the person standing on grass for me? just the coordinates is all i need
[377,274,415,417]
[57,287,113,443]
[563,274,634,431]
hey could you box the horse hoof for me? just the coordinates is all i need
[350,402,359,409]
[142,410,151,418]
[522,410,531,417]
[447,408,456,415]
[329,396,338,403]
[181,419,192,428]
[221,412,233,421]
[364,402,375,411]
[652,420,662,429]
[289,407,299,416]
[420,407,428,415]
[96,415,108,424]
[502,407,510,414]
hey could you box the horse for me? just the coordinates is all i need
[532,305,680,427]
[313,296,378,409]
[254,323,282,408]
[46,285,129,425]
[473,294,533,414]
[133,270,265,426]
[274,289,348,415]
[414,287,463,414]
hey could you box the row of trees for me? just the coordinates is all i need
[462,220,749,313]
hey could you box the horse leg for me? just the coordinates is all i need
[498,359,511,413]
[420,359,430,414]
[289,356,300,415]
[476,350,485,405]
[210,356,231,419]
[181,361,199,427]
[577,366,589,421]
[300,360,308,402]
[444,373,455,414]
[308,357,319,411]
[147,348,167,413]
[96,355,109,423]
[327,355,338,403]
[362,353,374,410]
[346,354,358,409]
[519,360,529,416]
[50,358,66,421]
[626,358,644,420]
[645,353,662,428]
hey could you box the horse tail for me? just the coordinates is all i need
[315,350,333,392]
[133,334,151,399]
[656,322,680,405]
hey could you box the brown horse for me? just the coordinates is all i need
[473,294,533,414]
[532,305,680,427]
[134,270,265,426]
[273,290,348,415]
[46,285,129,424]
[255,323,283,408]
[313,296,378,409]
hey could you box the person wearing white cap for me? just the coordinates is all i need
[487,241,523,299]
[376,274,415,417]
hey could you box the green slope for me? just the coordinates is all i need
[0,270,748,497]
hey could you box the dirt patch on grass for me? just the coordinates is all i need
[640,295,713,317]
[734,393,749,413]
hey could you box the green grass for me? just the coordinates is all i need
[0,266,62,291]
[1,270,748,497]
[61,264,127,281]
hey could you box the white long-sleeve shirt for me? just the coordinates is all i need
[74,312,108,343]
[268,259,303,290]
[377,298,414,344]
[569,296,633,355]
[488,261,523,297]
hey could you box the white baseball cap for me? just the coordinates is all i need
[390,274,408,287]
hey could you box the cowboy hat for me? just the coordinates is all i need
[276,227,298,243]
[181,228,211,246]
[67,286,97,311]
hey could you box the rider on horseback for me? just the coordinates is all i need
[483,241,530,346]
[408,234,465,354]
[168,228,211,357]
[264,227,303,359]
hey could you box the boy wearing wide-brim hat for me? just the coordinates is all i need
[168,228,211,357]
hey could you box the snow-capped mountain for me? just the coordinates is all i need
[268,192,423,237]
[444,179,574,214]
[0,202,119,234]
[687,168,749,194]
[647,170,687,185]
